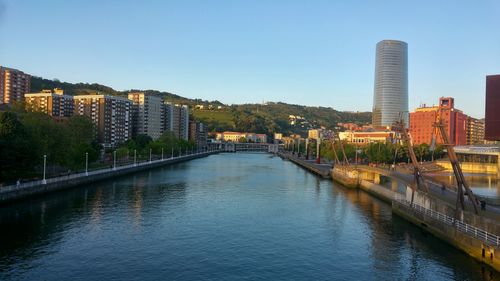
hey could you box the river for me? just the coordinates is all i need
[0,153,496,280]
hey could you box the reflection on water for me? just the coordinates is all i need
[0,154,496,281]
[430,172,500,197]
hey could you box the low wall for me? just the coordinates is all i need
[0,152,217,205]
[393,199,500,272]
[278,153,330,178]
[358,179,397,203]
[331,168,359,188]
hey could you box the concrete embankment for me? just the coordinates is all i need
[330,167,397,203]
[393,197,500,272]
[281,153,500,272]
[278,152,331,178]
[0,151,218,205]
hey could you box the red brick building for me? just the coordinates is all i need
[409,97,467,145]
[485,75,500,141]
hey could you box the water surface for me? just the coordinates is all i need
[0,153,496,280]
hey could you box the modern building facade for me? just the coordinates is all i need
[0,66,31,104]
[466,117,485,145]
[372,40,409,128]
[338,131,395,145]
[189,120,208,148]
[162,102,174,133]
[485,75,500,141]
[74,94,131,147]
[25,88,74,117]
[171,104,189,141]
[128,92,163,140]
[409,97,467,146]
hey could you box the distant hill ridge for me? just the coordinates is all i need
[30,76,371,135]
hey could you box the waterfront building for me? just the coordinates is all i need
[0,66,31,104]
[217,132,246,142]
[372,40,409,128]
[308,129,322,140]
[163,102,174,133]
[256,134,267,143]
[485,75,500,141]
[338,131,395,145]
[436,145,499,174]
[189,120,208,148]
[215,132,266,143]
[273,133,282,141]
[170,104,189,141]
[25,88,74,117]
[409,97,467,146]
[466,117,485,145]
[74,94,131,147]
[128,92,163,140]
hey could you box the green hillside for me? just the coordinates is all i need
[30,76,371,136]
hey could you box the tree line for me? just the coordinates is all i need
[286,140,445,164]
[0,109,197,184]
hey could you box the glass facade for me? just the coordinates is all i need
[372,40,408,128]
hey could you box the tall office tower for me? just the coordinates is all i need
[372,40,409,128]
[25,88,74,117]
[74,94,131,147]
[485,75,500,141]
[128,92,163,140]
[0,66,31,104]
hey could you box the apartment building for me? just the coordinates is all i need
[466,117,485,145]
[189,120,208,148]
[0,66,31,104]
[25,88,74,117]
[74,94,131,147]
[170,104,189,141]
[128,92,163,140]
[409,97,467,146]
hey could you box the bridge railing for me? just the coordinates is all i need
[393,194,500,247]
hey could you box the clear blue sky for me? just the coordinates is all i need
[1,0,499,118]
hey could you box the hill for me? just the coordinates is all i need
[30,76,371,135]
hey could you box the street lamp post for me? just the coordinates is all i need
[134,149,137,166]
[161,148,164,160]
[85,152,89,176]
[113,150,117,170]
[171,147,174,158]
[149,148,152,163]
[42,154,47,184]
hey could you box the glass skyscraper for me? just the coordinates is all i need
[372,40,408,128]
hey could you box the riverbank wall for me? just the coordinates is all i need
[277,152,330,178]
[393,196,500,272]
[0,151,219,205]
[280,151,500,272]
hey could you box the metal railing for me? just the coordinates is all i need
[475,195,500,207]
[0,150,219,194]
[393,194,500,247]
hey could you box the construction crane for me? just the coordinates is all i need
[431,108,479,216]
